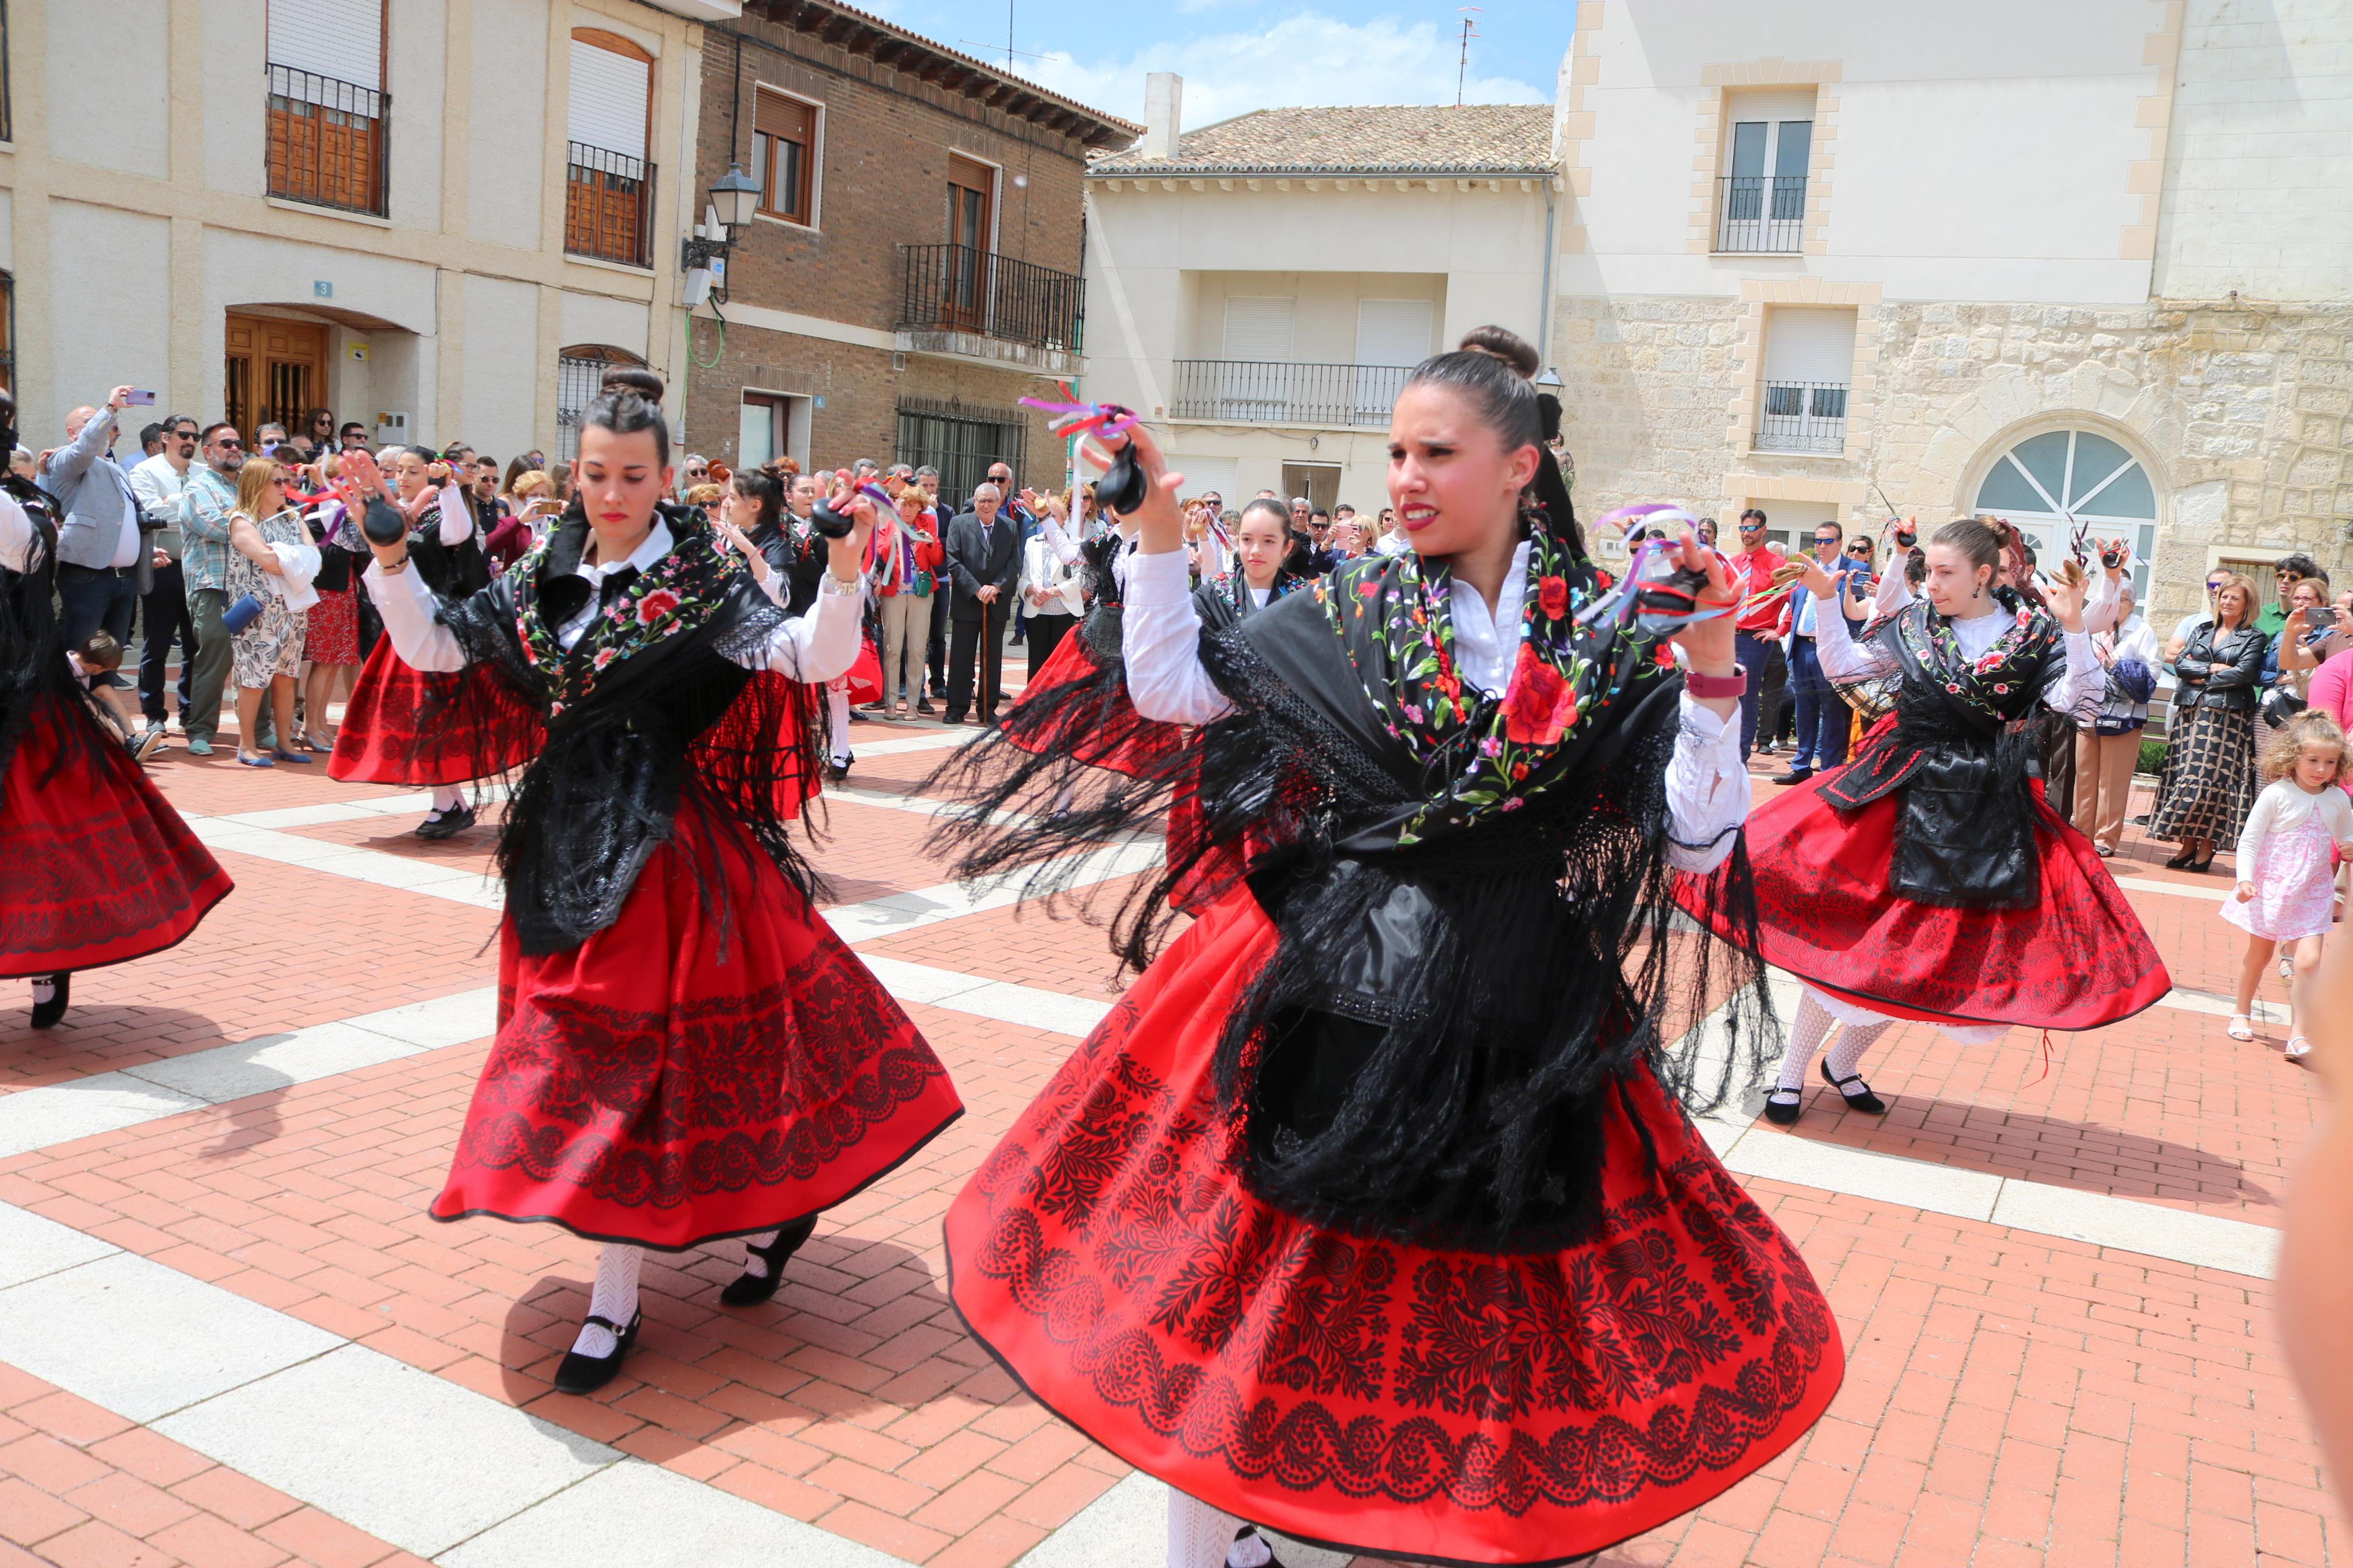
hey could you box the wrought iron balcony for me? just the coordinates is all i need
[1716,175,1807,254]
[565,143,656,269]
[1756,381,1848,454]
[266,65,388,217]
[896,246,1085,373]
[1170,360,1412,428]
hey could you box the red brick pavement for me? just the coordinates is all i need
[0,1360,429,1568]
[0,733,2337,1566]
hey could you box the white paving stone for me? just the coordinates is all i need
[0,1072,205,1158]
[121,1021,430,1103]
[158,1345,616,1558]
[0,1201,118,1290]
[1990,1178,2281,1278]
[0,1253,340,1421]
[1720,1129,2006,1223]
[439,1457,904,1568]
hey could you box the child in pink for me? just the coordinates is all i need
[2226,710,2353,1061]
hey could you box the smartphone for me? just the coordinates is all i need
[124,390,157,406]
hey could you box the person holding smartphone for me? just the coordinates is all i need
[1775,520,1864,786]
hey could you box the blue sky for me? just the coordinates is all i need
[864,1,1575,130]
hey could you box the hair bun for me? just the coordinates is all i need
[599,366,668,403]
[1457,325,1540,379]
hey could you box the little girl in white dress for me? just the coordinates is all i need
[2224,709,2353,1060]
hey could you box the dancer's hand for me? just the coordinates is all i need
[1080,422,1183,556]
[822,481,875,584]
[1793,556,1839,602]
[1663,524,1738,691]
[715,518,772,586]
[2045,559,2088,632]
[2238,881,2256,902]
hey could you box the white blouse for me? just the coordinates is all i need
[363,520,864,682]
[2237,778,2353,874]
[1121,544,1751,873]
[1815,588,2103,720]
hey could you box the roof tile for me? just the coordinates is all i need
[1092,104,1555,176]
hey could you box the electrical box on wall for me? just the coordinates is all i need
[374,412,410,446]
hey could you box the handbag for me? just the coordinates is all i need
[222,593,264,634]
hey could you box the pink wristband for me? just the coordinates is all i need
[1684,664,1747,699]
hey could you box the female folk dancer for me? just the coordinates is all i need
[347,386,961,1393]
[937,330,1841,1567]
[328,447,489,837]
[0,391,230,1027]
[1694,518,2170,1126]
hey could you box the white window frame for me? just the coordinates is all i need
[751,85,825,234]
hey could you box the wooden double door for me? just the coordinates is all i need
[225,315,329,439]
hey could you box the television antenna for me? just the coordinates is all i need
[1454,8,1482,105]
[957,1,1043,73]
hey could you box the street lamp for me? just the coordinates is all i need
[683,162,764,308]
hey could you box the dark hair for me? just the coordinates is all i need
[1930,515,2011,585]
[1457,323,1541,378]
[599,367,666,401]
[1739,507,1768,527]
[138,422,165,449]
[1241,496,1312,576]
[1401,346,1542,457]
[76,631,124,670]
[301,406,334,434]
[579,390,671,468]
[1812,520,1844,541]
[730,465,784,532]
[340,421,367,437]
[403,446,439,464]
[163,414,196,436]
[199,421,237,445]
[2277,552,2321,581]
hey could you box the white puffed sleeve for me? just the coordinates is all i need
[1123,547,1234,724]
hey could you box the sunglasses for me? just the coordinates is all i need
[212,438,244,450]
[2206,581,2228,593]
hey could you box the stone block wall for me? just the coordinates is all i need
[1555,294,2353,631]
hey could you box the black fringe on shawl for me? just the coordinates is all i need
[0,482,108,790]
[922,632,1774,1254]
[409,504,832,956]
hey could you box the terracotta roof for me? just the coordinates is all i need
[1091,104,1556,176]
[745,0,1141,149]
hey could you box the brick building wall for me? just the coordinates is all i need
[677,13,1105,490]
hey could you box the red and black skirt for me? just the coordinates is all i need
[0,696,232,978]
[432,807,964,1249]
[1004,625,1186,779]
[1680,769,2170,1032]
[945,890,1843,1566]
[329,638,541,787]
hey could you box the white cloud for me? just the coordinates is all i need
[1015,11,1552,130]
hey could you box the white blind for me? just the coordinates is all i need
[1761,307,1855,385]
[1354,300,1433,367]
[1222,297,1295,362]
[267,0,382,93]
[569,39,650,161]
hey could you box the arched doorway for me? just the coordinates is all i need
[555,344,647,459]
[1971,425,2159,596]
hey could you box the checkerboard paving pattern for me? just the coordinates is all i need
[0,734,2337,1566]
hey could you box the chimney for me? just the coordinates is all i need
[1142,73,1182,160]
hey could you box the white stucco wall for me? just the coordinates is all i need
[48,203,172,418]
[1568,0,2164,304]
[54,0,171,182]
[2153,0,2353,300]
[204,1,270,199]
[385,0,449,233]
[559,290,652,358]
[460,274,544,453]
[469,0,551,251]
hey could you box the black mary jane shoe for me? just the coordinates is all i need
[1231,1526,1288,1568]
[29,973,69,1030]
[416,804,478,841]
[721,1215,819,1307]
[2162,848,2196,870]
[1762,1089,1804,1126]
[1822,1059,1889,1115]
[552,1308,641,1396]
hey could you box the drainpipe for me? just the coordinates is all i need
[1537,175,1557,359]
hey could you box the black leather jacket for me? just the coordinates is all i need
[2170,621,2266,712]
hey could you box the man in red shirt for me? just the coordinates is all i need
[1728,507,1792,759]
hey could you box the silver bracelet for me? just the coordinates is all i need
[820,570,862,596]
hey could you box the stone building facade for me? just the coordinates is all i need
[1549,0,2352,631]
[677,1,1131,497]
